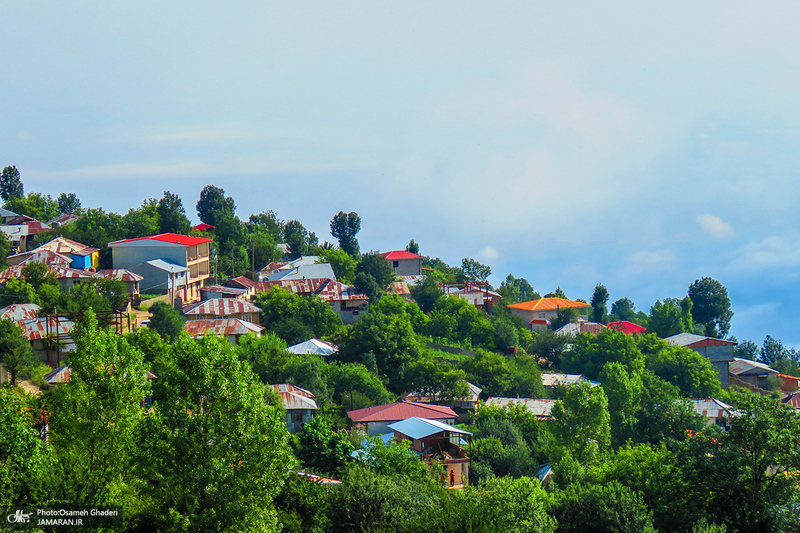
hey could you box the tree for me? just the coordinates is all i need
[404,357,469,401]
[688,277,733,338]
[156,190,191,234]
[497,274,538,304]
[324,362,394,410]
[5,192,60,222]
[296,415,354,475]
[137,333,292,531]
[120,198,160,239]
[249,210,284,240]
[549,481,656,533]
[461,257,492,283]
[56,192,81,214]
[283,219,309,260]
[148,301,185,343]
[329,211,361,257]
[45,310,150,505]
[21,260,57,290]
[590,284,610,323]
[316,248,357,284]
[0,319,38,385]
[549,381,611,463]
[255,287,342,345]
[600,362,644,446]
[196,184,235,226]
[0,165,23,201]
[733,339,759,360]
[648,299,690,338]
[406,239,419,255]
[354,252,396,302]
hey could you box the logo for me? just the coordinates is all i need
[7,509,31,523]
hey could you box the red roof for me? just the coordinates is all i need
[381,251,424,260]
[608,321,646,335]
[347,401,457,423]
[110,233,212,246]
[193,223,215,232]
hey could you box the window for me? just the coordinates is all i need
[393,261,399,268]
[243,313,252,322]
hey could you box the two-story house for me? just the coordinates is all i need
[109,233,212,303]
[507,297,591,332]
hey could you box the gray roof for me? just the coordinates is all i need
[144,259,189,273]
[286,338,338,356]
[0,207,19,218]
[666,332,737,347]
[263,263,336,282]
[387,417,472,440]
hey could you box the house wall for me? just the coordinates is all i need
[284,409,315,433]
[112,242,188,270]
[329,300,368,324]
[689,344,734,388]
[128,263,188,293]
[364,421,394,436]
[391,258,422,276]
[70,254,92,270]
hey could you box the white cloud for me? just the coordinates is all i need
[627,249,677,270]
[477,246,499,264]
[731,235,800,269]
[139,126,262,144]
[696,214,736,239]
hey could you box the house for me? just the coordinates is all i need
[272,383,318,433]
[541,373,600,388]
[184,318,264,344]
[7,236,99,269]
[782,391,800,409]
[0,262,142,302]
[666,333,737,388]
[348,401,458,436]
[0,215,51,252]
[95,269,143,302]
[555,322,606,336]
[779,374,800,394]
[443,284,502,309]
[507,298,591,332]
[228,277,370,324]
[182,298,261,324]
[47,213,81,227]
[402,382,483,412]
[199,285,249,300]
[690,398,736,428]
[381,251,423,276]
[286,338,338,356]
[729,357,779,391]
[608,321,647,335]
[388,417,472,487]
[109,233,212,303]
[484,397,557,420]
[258,256,335,282]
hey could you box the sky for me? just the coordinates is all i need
[2,2,800,347]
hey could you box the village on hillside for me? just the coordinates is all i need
[3,175,800,532]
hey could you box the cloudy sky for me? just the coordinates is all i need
[2,2,800,346]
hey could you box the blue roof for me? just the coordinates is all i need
[387,417,472,440]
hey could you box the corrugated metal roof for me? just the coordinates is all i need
[110,233,212,246]
[485,397,557,419]
[18,317,74,340]
[0,303,40,321]
[608,321,647,335]
[20,250,72,266]
[508,298,591,312]
[666,333,738,348]
[271,383,318,410]
[388,417,472,440]
[286,338,338,355]
[95,269,144,282]
[145,259,189,273]
[690,398,734,419]
[200,285,248,297]
[730,357,778,376]
[402,382,482,404]
[184,318,264,337]
[541,373,600,387]
[555,322,607,336]
[44,365,71,383]
[263,263,336,282]
[47,213,81,226]
[348,401,457,423]
[183,298,261,316]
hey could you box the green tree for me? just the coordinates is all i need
[296,415,354,475]
[255,287,342,345]
[196,184,235,226]
[549,381,611,463]
[498,274,539,303]
[0,165,23,201]
[45,310,150,505]
[329,211,361,257]
[56,192,81,214]
[549,481,656,533]
[648,299,690,338]
[148,301,185,343]
[355,252,396,302]
[0,319,38,385]
[21,260,57,290]
[405,239,419,255]
[0,388,50,506]
[120,198,160,239]
[404,357,469,401]
[324,362,395,410]
[317,247,357,284]
[561,329,645,380]
[137,333,292,531]
[688,277,733,338]
[249,210,284,240]
[733,339,759,360]
[283,219,309,260]
[0,232,10,269]
[600,362,644,446]
[590,283,609,323]
[156,190,191,234]
[5,192,60,222]
[640,336,722,398]
[461,257,492,282]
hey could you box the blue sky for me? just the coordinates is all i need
[2,2,800,347]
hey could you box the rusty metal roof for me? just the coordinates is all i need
[183,298,261,316]
[0,303,40,321]
[95,269,144,283]
[485,397,557,419]
[18,317,74,340]
[272,383,318,410]
[348,401,457,423]
[184,318,264,337]
[200,285,248,298]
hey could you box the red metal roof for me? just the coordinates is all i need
[381,251,424,260]
[183,298,261,316]
[184,318,264,337]
[347,401,457,423]
[111,233,212,246]
[608,321,647,335]
[193,223,215,232]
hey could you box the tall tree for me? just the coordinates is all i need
[687,277,733,338]
[406,239,419,255]
[56,192,81,214]
[156,190,191,234]
[590,283,610,323]
[330,211,361,257]
[0,319,38,385]
[282,219,309,260]
[196,184,235,226]
[355,252,396,302]
[137,334,293,531]
[148,301,185,343]
[0,165,23,202]
[461,258,492,283]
